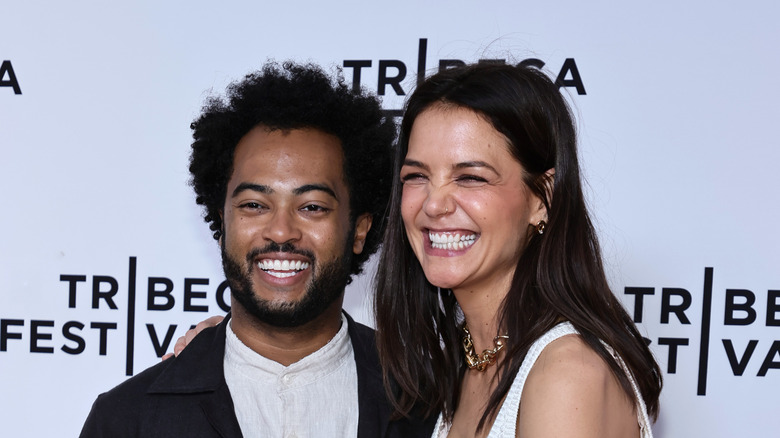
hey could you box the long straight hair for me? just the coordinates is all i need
[374,63,662,429]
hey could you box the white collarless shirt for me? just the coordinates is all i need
[224,316,359,438]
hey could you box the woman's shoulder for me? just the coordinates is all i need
[517,333,639,437]
[526,333,614,403]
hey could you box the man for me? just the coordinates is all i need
[80,62,435,437]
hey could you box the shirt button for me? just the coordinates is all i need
[282,374,293,385]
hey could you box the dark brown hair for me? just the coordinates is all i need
[374,63,662,429]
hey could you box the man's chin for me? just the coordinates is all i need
[223,242,352,329]
[235,291,336,329]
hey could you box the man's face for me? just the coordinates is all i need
[221,126,371,328]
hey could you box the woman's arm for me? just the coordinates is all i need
[517,335,640,438]
[161,315,225,360]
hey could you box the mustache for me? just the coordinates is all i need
[246,241,316,263]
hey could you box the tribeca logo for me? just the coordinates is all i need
[1,60,22,95]
[343,38,586,116]
[0,257,231,376]
[625,267,780,395]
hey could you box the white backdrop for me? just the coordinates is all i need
[2,1,778,436]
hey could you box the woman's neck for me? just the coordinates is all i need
[452,285,507,351]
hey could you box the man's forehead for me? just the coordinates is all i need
[234,126,342,162]
[228,126,348,197]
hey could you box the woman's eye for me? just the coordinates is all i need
[401,173,427,183]
[456,175,488,184]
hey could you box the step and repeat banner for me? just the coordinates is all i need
[2,1,778,436]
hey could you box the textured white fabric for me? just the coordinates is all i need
[224,315,358,438]
[432,322,653,438]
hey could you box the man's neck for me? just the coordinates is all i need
[229,297,345,366]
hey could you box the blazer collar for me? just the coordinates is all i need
[147,314,243,437]
[148,314,232,394]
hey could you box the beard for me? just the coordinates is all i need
[221,237,353,328]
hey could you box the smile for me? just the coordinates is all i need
[258,259,311,278]
[429,232,477,250]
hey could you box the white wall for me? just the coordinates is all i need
[1,1,778,436]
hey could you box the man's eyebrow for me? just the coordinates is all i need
[231,182,271,198]
[293,184,338,200]
[231,182,338,200]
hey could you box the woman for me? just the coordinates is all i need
[374,63,662,437]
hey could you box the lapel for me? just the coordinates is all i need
[199,383,244,438]
[346,313,439,438]
[345,312,392,438]
[149,314,244,438]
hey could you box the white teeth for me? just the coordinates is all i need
[258,259,310,274]
[428,232,477,250]
[266,271,297,278]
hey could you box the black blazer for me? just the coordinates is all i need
[80,313,435,437]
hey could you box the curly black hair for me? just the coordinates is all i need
[189,61,395,278]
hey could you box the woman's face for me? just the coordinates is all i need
[400,104,546,294]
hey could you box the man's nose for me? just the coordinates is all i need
[262,209,303,245]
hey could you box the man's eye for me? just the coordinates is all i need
[240,202,264,210]
[301,204,329,213]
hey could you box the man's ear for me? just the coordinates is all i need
[218,210,224,248]
[352,213,373,255]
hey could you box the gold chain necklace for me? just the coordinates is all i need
[461,324,509,372]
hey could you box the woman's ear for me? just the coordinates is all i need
[531,168,555,225]
[542,168,555,209]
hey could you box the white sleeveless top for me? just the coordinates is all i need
[432,322,653,438]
